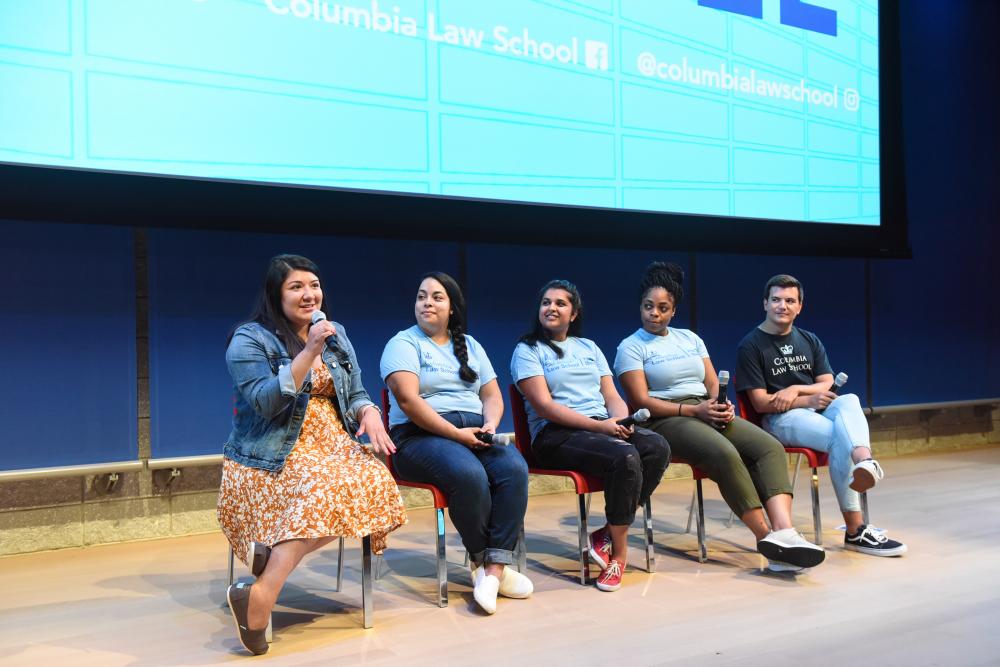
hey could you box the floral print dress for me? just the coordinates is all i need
[218,364,406,565]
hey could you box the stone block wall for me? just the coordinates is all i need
[2,404,996,557]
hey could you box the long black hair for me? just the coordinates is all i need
[518,279,583,358]
[236,254,322,357]
[422,271,478,384]
[639,261,685,306]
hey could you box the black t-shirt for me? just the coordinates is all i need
[735,326,833,394]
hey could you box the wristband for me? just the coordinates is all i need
[677,403,683,417]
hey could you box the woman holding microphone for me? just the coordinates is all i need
[219,254,406,655]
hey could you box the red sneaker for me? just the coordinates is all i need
[588,525,612,570]
[596,559,624,592]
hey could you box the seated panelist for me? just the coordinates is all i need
[219,254,406,655]
[512,279,671,592]
[381,271,531,615]
[736,274,907,557]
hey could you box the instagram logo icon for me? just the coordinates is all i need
[584,40,609,71]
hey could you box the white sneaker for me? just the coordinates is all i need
[757,528,826,568]
[766,559,805,573]
[850,458,884,492]
[472,568,499,615]
[498,566,533,599]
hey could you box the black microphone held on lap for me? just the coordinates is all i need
[714,370,730,430]
[617,408,650,428]
[310,310,353,374]
[818,372,847,413]
[474,432,515,446]
[716,370,730,405]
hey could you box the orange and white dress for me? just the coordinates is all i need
[218,364,406,565]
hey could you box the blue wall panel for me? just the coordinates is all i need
[868,3,1000,405]
[147,229,459,458]
[0,220,136,470]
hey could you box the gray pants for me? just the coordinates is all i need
[648,399,793,517]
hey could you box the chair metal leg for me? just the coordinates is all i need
[790,452,803,491]
[685,485,696,534]
[585,492,592,515]
[860,492,870,525]
[361,535,373,629]
[227,546,235,586]
[463,550,470,567]
[694,479,707,563]
[643,499,655,572]
[811,466,823,545]
[435,508,448,608]
[517,522,527,573]
[336,536,345,591]
[577,493,590,585]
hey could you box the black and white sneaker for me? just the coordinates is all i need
[757,528,826,568]
[845,525,907,557]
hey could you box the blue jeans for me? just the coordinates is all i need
[391,412,529,566]
[763,393,869,513]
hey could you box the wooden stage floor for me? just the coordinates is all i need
[2,448,999,666]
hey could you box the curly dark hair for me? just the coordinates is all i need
[639,261,685,305]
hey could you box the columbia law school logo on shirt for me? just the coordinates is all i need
[779,344,794,355]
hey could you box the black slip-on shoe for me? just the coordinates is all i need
[226,582,269,656]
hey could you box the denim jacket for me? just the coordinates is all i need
[223,320,376,472]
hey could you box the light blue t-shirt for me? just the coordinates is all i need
[614,327,709,400]
[511,337,612,441]
[380,325,497,428]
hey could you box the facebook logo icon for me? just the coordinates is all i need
[698,0,838,37]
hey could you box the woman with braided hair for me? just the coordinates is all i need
[381,271,531,614]
[614,261,824,572]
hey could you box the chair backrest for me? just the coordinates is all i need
[380,388,399,477]
[507,384,541,468]
[735,384,763,428]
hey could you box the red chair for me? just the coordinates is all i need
[623,402,711,564]
[509,385,658,582]
[380,389,449,607]
[736,389,833,545]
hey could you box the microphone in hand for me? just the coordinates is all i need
[310,310,353,373]
[474,432,515,446]
[617,408,651,428]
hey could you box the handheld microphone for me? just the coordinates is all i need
[829,372,848,395]
[474,432,515,446]
[617,408,650,428]
[714,370,731,430]
[310,310,353,374]
[716,370,730,405]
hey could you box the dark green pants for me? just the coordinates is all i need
[647,399,793,517]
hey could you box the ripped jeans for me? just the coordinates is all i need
[763,393,870,513]
[531,422,670,525]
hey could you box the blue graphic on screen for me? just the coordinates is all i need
[0,0,879,225]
